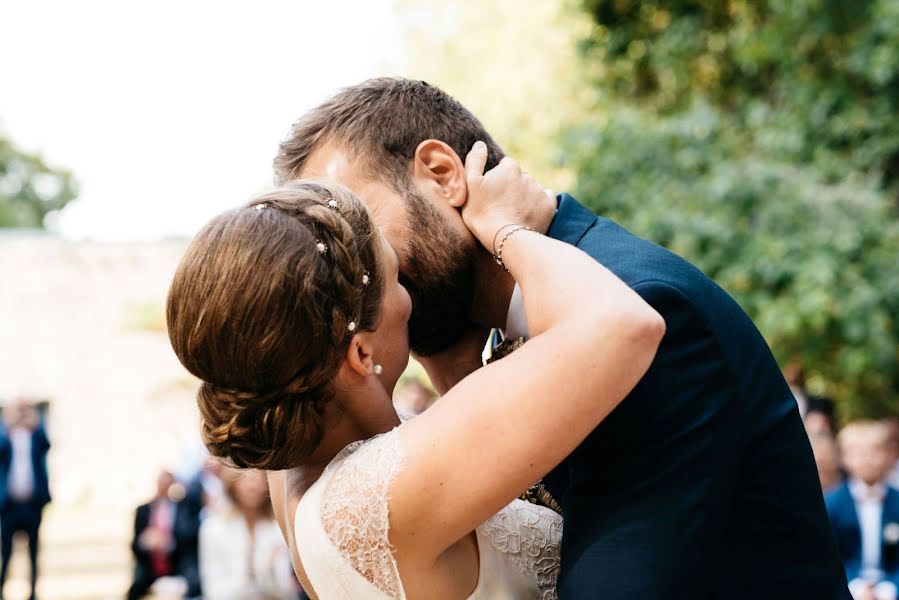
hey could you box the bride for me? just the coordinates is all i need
[166,143,665,599]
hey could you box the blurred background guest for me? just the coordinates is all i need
[392,378,437,417]
[804,395,844,494]
[812,432,844,495]
[0,398,51,600]
[127,470,201,600]
[199,470,297,600]
[827,421,899,600]
[805,395,838,439]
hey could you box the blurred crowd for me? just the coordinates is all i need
[126,378,436,600]
[789,369,899,600]
[127,465,304,600]
[3,374,897,600]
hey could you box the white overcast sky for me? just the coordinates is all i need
[1,0,405,240]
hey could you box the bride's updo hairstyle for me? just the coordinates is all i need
[166,181,385,470]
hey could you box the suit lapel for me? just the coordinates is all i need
[882,487,899,570]
[882,487,899,524]
[836,485,863,567]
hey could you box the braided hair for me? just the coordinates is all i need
[166,180,385,470]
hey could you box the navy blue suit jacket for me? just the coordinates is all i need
[544,194,849,599]
[826,483,899,587]
[0,424,51,510]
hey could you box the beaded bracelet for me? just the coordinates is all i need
[493,225,535,272]
[492,223,522,258]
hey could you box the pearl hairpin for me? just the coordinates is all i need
[309,200,369,338]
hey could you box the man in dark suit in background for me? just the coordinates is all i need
[0,398,51,600]
[274,77,849,599]
[827,421,899,600]
[127,470,201,600]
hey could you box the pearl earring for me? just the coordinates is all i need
[373,364,383,376]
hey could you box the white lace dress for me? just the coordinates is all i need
[293,426,563,599]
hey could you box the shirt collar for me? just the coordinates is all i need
[850,478,887,502]
[503,284,529,340]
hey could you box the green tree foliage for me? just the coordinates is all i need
[580,0,899,187]
[0,134,77,228]
[568,0,899,416]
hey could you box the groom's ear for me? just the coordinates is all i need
[412,140,467,209]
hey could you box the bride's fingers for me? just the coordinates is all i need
[498,156,520,174]
[464,141,488,182]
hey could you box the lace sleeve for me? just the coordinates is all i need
[480,500,563,600]
[319,430,407,600]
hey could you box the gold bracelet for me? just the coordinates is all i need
[492,223,522,257]
[494,225,535,272]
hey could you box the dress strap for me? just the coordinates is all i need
[319,430,407,599]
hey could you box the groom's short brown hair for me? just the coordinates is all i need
[274,78,504,189]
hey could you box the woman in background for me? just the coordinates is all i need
[199,470,297,599]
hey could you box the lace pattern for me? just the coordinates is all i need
[316,424,564,600]
[479,500,564,600]
[320,431,406,600]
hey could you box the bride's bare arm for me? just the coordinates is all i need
[388,143,666,562]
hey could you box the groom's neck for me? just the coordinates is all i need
[469,248,516,329]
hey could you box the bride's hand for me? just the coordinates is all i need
[461,141,556,253]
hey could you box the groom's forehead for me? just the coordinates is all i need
[303,142,410,243]
[301,142,357,183]
[303,143,387,201]
[304,143,402,207]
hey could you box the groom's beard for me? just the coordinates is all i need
[402,191,476,357]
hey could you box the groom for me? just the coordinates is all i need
[274,78,849,599]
